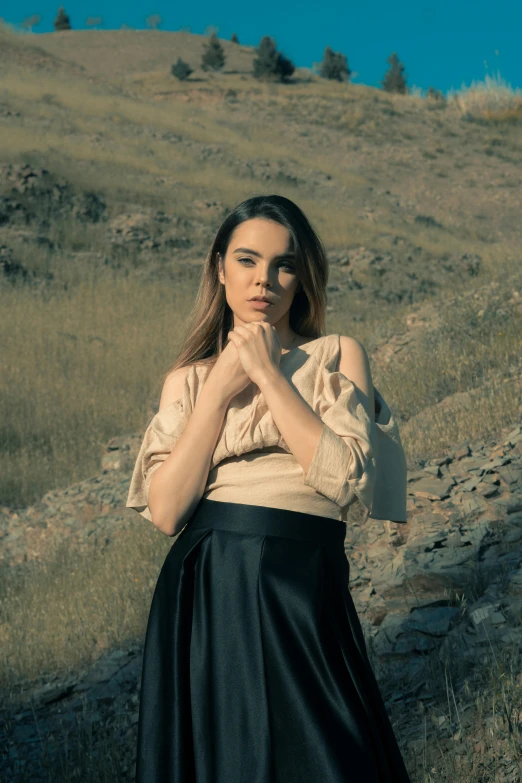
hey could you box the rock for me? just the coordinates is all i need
[469,603,497,626]
[0,163,107,230]
[408,476,454,500]
[405,605,460,636]
[479,455,512,472]
[107,207,193,253]
[507,566,522,595]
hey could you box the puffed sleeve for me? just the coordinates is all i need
[303,369,376,511]
[125,397,190,523]
[302,368,407,522]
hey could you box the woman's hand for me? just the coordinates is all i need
[205,339,253,405]
[227,322,282,386]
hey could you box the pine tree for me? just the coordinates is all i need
[201,32,226,72]
[252,36,294,82]
[381,52,408,94]
[171,58,193,81]
[54,6,71,31]
[231,32,239,44]
[319,46,351,82]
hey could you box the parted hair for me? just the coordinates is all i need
[163,194,330,382]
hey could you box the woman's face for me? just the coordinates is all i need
[217,218,301,331]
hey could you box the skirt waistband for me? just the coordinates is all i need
[187,498,347,551]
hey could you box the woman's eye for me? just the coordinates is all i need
[239,258,294,272]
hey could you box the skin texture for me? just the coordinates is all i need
[217,217,303,359]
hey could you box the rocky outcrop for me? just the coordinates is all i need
[0,163,107,231]
[107,207,192,253]
[327,244,484,305]
[345,423,522,680]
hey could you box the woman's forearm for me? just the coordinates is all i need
[256,366,325,476]
[256,365,374,508]
[147,381,230,536]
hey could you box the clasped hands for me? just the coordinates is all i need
[227,322,282,387]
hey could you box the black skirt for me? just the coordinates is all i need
[135,498,411,783]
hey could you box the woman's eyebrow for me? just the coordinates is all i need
[232,247,296,259]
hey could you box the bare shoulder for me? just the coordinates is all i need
[159,364,192,412]
[338,335,369,366]
[338,336,375,420]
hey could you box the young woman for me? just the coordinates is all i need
[126,194,411,782]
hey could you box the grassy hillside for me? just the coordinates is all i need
[1,21,521,782]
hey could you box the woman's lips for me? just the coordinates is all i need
[248,300,272,309]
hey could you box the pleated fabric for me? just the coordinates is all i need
[135,499,411,783]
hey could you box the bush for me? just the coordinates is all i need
[201,32,226,72]
[252,36,294,82]
[381,52,408,94]
[319,46,351,82]
[427,85,446,103]
[54,6,71,31]
[171,57,193,81]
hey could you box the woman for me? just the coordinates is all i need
[126,194,411,782]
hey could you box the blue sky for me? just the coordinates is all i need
[2,0,521,96]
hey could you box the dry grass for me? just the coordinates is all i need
[1,523,169,686]
[389,640,522,781]
[368,560,522,780]
[377,288,522,465]
[448,71,522,121]
[0,274,197,507]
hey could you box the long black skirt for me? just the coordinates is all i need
[135,498,411,782]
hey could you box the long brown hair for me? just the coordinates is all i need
[163,194,329,382]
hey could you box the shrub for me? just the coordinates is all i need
[319,46,351,82]
[171,57,193,81]
[381,52,408,94]
[201,32,226,72]
[54,6,71,31]
[252,36,294,82]
[427,85,446,103]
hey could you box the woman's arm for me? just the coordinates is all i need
[255,335,375,494]
[147,368,231,537]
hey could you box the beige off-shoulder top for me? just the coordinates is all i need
[126,333,407,525]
